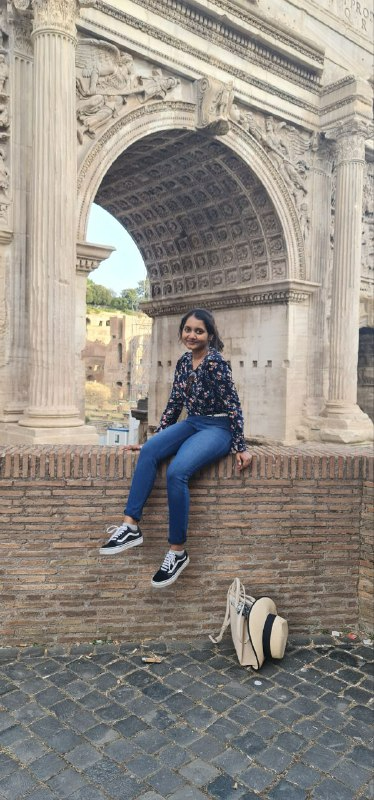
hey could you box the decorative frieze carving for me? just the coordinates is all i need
[362,161,373,281]
[0,7,10,227]
[231,104,314,212]
[76,38,180,144]
[195,77,234,135]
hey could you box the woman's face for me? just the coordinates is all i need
[181,315,210,356]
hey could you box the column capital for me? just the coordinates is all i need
[325,117,374,164]
[12,0,96,37]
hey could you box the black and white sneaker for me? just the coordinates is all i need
[99,523,143,555]
[151,550,190,588]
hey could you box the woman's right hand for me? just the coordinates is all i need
[124,444,142,451]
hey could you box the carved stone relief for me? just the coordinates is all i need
[0,8,10,227]
[362,161,374,281]
[195,76,234,135]
[230,103,315,214]
[76,38,180,144]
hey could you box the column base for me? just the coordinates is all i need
[297,403,374,444]
[0,422,99,445]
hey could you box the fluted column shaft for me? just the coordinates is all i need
[327,120,367,408]
[305,143,333,414]
[21,2,82,427]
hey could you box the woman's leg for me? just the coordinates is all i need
[124,420,195,521]
[166,423,232,546]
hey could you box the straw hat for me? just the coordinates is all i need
[247,596,288,670]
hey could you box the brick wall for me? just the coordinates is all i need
[0,446,372,646]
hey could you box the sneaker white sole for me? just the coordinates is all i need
[99,536,143,555]
[151,555,190,588]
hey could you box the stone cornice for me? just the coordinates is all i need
[141,280,319,317]
[76,240,115,275]
[91,0,322,92]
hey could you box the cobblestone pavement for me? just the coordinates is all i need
[0,636,373,800]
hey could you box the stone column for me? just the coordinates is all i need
[303,141,333,418]
[15,0,97,442]
[320,118,373,443]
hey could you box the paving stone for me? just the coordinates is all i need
[232,731,266,758]
[1,689,29,709]
[126,753,160,778]
[240,764,275,792]
[157,744,192,769]
[133,729,170,754]
[8,735,47,764]
[48,729,85,753]
[349,744,374,769]
[188,733,226,759]
[255,744,293,772]
[146,765,186,795]
[168,787,208,800]
[347,704,373,725]
[206,715,242,742]
[317,730,350,753]
[273,731,306,753]
[0,724,28,746]
[329,757,371,790]
[69,787,109,800]
[47,767,88,798]
[25,790,57,800]
[301,743,339,772]
[29,716,63,737]
[245,716,283,741]
[179,756,220,786]
[183,706,218,730]
[212,745,251,777]
[84,722,119,746]
[205,773,248,799]
[284,763,321,789]
[0,754,18,778]
[267,780,307,799]
[104,737,142,762]
[0,768,38,800]
[29,752,66,781]
[65,743,103,770]
[310,777,356,799]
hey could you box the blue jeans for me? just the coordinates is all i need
[125,416,233,545]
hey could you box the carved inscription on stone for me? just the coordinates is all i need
[76,38,180,144]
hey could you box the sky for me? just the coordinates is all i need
[87,204,146,295]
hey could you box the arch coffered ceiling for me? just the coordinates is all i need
[78,104,306,311]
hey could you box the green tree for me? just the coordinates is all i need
[86,279,116,308]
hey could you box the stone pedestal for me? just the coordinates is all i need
[318,119,373,444]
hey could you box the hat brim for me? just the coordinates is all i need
[247,597,288,669]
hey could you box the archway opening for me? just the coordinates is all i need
[94,129,288,302]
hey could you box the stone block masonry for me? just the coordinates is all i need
[0,445,372,646]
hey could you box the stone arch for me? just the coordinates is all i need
[77,103,305,290]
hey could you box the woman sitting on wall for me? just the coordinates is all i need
[100,307,252,587]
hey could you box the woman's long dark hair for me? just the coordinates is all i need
[178,308,224,352]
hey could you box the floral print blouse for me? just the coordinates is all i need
[157,348,247,452]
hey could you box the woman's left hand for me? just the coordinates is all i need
[235,451,252,471]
